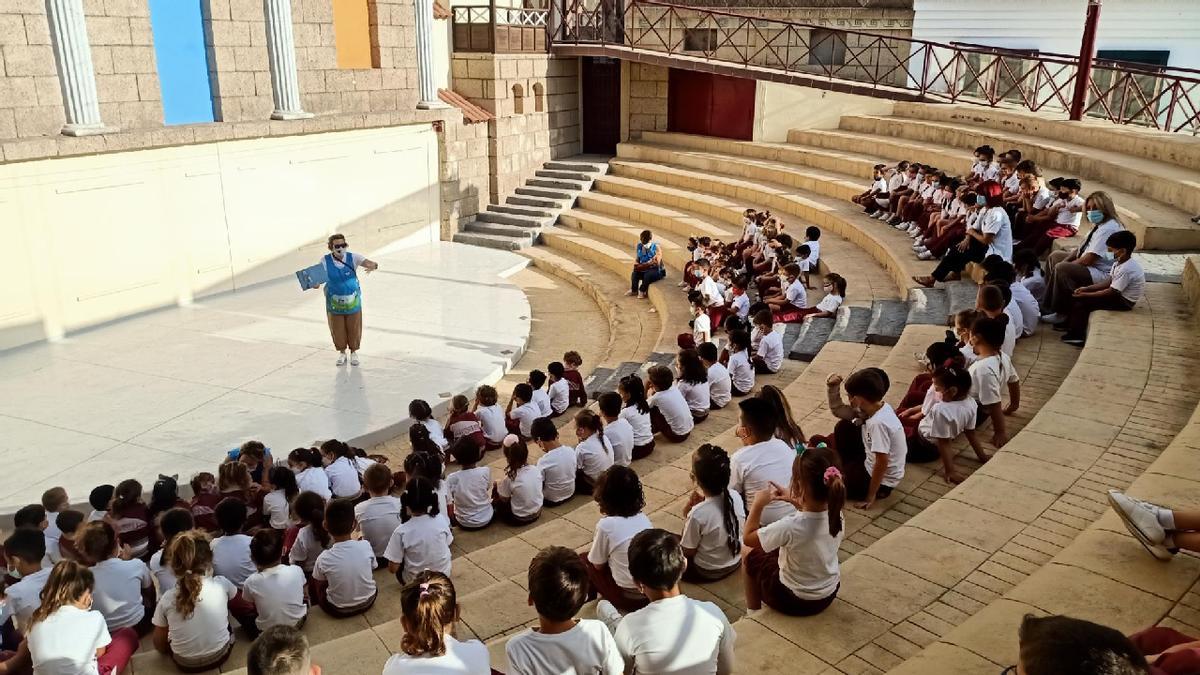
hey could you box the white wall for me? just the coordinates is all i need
[0,124,440,350]
[754,81,896,141]
[911,0,1200,71]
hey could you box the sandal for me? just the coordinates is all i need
[911,276,935,288]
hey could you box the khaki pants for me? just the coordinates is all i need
[327,311,363,352]
[1043,250,1095,315]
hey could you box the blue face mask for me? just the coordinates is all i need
[1086,209,1105,224]
[975,195,987,206]
[1102,250,1117,262]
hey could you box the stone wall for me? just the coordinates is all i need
[204,0,274,122]
[438,117,491,237]
[626,62,668,139]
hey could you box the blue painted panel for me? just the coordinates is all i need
[149,0,215,125]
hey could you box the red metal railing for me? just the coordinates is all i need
[546,0,1200,134]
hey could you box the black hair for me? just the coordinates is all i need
[288,447,323,470]
[324,498,356,537]
[1107,229,1137,252]
[269,466,300,503]
[696,342,719,363]
[149,476,181,516]
[677,349,707,385]
[403,450,443,485]
[627,528,685,591]
[527,546,589,622]
[845,369,887,402]
[729,329,751,352]
[593,466,645,517]
[1018,614,1148,675]
[1013,248,1042,277]
[401,476,441,519]
[408,399,434,421]
[797,244,811,257]
[618,374,651,415]
[804,225,820,241]
[89,485,114,511]
[978,283,1010,313]
[932,365,972,401]
[449,435,482,466]
[250,528,285,568]
[597,391,623,418]
[547,362,565,379]
[291,491,331,548]
[692,445,740,556]
[974,145,995,159]
[926,334,964,370]
[3,527,46,564]
[528,369,547,389]
[513,383,533,404]
[737,397,777,439]
[971,315,1008,351]
[14,504,46,529]
[159,507,194,548]
[215,497,248,535]
[409,423,441,455]
[529,417,559,443]
[55,510,85,536]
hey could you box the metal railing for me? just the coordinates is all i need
[452,3,550,52]
[546,0,1200,134]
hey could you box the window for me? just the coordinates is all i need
[333,0,373,69]
[808,29,846,68]
[512,83,524,114]
[683,28,717,53]
[1092,50,1170,125]
[533,82,544,112]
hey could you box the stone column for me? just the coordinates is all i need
[45,0,108,135]
[414,0,446,109]
[263,0,312,120]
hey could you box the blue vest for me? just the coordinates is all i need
[323,253,361,315]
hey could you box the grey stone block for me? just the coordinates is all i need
[828,305,872,344]
[788,318,835,362]
[906,287,950,326]
[781,322,804,354]
[584,367,615,400]
[866,299,908,346]
[944,280,979,324]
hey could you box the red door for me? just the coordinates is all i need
[667,68,755,140]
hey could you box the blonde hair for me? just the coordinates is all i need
[400,571,459,657]
[167,530,213,619]
[31,561,93,625]
[1084,191,1120,225]
[219,461,252,492]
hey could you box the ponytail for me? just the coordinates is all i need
[619,375,650,415]
[401,476,441,518]
[796,446,845,538]
[692,444,740,556]
[575,410,609,456]
[110,479,142,516]
[399,571,458,657]
[167,530,212,619]
[31,561,94,625]
[292,491,331,549]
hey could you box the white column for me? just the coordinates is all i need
[263,0,312,120]
[45,0,109,136]
[414,0,446,109]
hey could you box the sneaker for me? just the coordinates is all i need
[1061,335,1085,346]
[350,351,360,366]
[908,227,922,238]
[918,250,935,261]
[1039,312,1062,323]
[1107,490,1173,561]
[335,352,348,366]
[595,599,622,633]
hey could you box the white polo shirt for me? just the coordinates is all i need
[728,350,755,393]
[970,353,1019,407]
[1110,257,1146,304]
[152,576,236,661]
[496,464,544,519]
[537,444,578,504]
[706,362,732,409]
[296,467,331,500]
[919,398,978,441]
[355,495,404,557]
[91,557,153,632]
[757,510,842,600]
[619,405,653,446]
[692,312,711,344]
[980,206,1013,262]
[862,403,907,489]
[383,513,453,584]
[510,401,541,438]
[447,466,494,528]
[548,378,571,414]
[476,404,507,443]
[676,378,711,416]
[730,438,797,525]
[603,417,635,467]
[27,605,110,675]
[614,594,736,675]
[5,567,51,630]
[382,635,490,675]
[212,533,257,587]
[756,329,784,372]
[326,456,362,498]
[532,389,553,418]
[682,490,747,572]
[587,513,653,590]
[784,279,808,310]
[506,619,623,675]
[648,386,694,436]
[313,540,377,609]
[243,564,308,631]
[576,433,615,481]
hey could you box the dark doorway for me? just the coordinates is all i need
[581,56,621,155]
[667,68,755,140]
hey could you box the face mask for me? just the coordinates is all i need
[1058,192,1070,200]
[975,195,987,206]
[1102,250,1116,261]
[1086,210,1104,224]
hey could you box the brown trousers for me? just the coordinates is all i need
[327,311,363,351]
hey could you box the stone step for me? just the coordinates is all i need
[866,298,909,346]
[646,351,676,370]
[536,169,593,182]
[451,231,529,251]
[545,161,603,173]
[828,305,872,344]
[528,177,588,191]
[515,186,574,201]
[906,286,950,326]
[488,203,555,218]
[463,220,539,242]
[476,210,549,228]
[507,194,565,209]
[788,318,835,362]
[587,361,644,399]
[943,280,980,324]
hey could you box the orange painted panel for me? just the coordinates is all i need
[333,0,372,69]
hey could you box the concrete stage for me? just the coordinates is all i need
[0,242,531,511]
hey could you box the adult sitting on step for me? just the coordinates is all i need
[914,181,1011,288]
[627,229,665,300]
[1037,191,1126,325]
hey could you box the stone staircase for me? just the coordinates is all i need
[452,157,610,250]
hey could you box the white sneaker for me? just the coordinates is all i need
[350,351,360,366]
[1108,490,1173,561]
[892,221,907,230]
[1039,312,1062,323]
[595,599,622,633]
[908,227,922,237]
[335,352,348,366]
[918,250,935,260]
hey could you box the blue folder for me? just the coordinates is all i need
[296,262,328,290]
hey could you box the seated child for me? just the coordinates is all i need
[505,547,623,675]
[385,476,453,584]
[355,464,403,560]
[320,440,365,501]
[445,438,493,530]
[604,529,736,674]
[698,342,732,410]
[677,293,711,351]
[403,449,450,527]
[598,392,634,467]
[743,445,844,616]
[54,509,86,563]
[798,226,821,286]
[532,418,577,506]
[493,435,544,526]
[41,487,69,564]
[213,498,257,587]
[3,528,51,630]
[243,529,309,633]
[726,329,755,396]
[1108,491,1200,562]
[188,472,221,532]
[674,349,711,423]
[230,440,273,486]
[852,163,889,209]
[288,492,331,576]
[410,399,449,452]
[506,383,541,439]
[728,398,796,527]
[1014,248,1046,303]
[445,394,486,451]
[149,508,193,599]
[618,375,655,460]
[381,572,489,674]
[574,410,615,495]
[562,350,589,408]
[681,445,746,582]
[1061,230,1144,346]
[953,309,979,366]
[645,365,695,443]
[920,364,988,484]
[472,384,507,451]
[218,461,264,529]
[312,498,377,617]
[80,521,154,635]
[765,264,815,324]
[750,311,784,374]
[582,467,652,613]
[810,273,846,320]
[977,283,1017,357]
[828,369,907,510]
[729,277,751,325]
[983,256,1038,338]
[147,478,188,541]
[968,316,1021,448]
[152,531,237,670]
[108,479,152,559]
[263,466,299,533]
[547,362,571,417]
[27,560,140,675]
[288,449,332,501]
[528,370,553,418]
[88,484,114,523]
[246,625,317,675]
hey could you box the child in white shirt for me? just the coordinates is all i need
[493,435,544,525]
[288,492,332,575]
[28,560,140,675]
[682,445,746,581]
[212,498,257,587]
[446,439,494,529]
[152,531,237,670]
[355,464,403,558]
[679,295,711,350]
[798,226,822,287]
[320,440,367,501]
[506,546,623,675]
[547,362,572,416]
[289,449,332,501]
[149,508,193,600]
[836,369,907,510]
[244,529,308,633]
[472,384,508,450]
[810,273,846,320]
[385,476,453,584]
[730,280,750,322]
[506,383,542,439]
[675,349,712,422]
[751,311,784,374]
[585,466,653,613]
[618,375,655,460]
[727,329,756,396]
[531,418,578,506]
[312,499,377,617]
[381,571,490,675]
[919,365,988,484]
[969,316,1021,448]
[41,487,69,564]
[262,467,299,532]
[598,393,635,467]
[698,342,732,410]
[646,365,695,443]
[3,528,52,631]
[528,370,553,418]
[409,399,449,451]
[1014,249,1047,303]
[574,410,615,494]
[80,521,153,634]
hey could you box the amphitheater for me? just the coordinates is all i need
[2,0,1200,673]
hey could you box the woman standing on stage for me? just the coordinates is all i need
[314,233,378,366]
